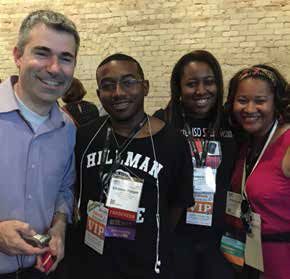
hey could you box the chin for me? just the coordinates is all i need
[242,126,261,136]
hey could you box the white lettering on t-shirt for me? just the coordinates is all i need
[138,156,150,172]
[149,161,164,179]
[124,152,142,168]
[136,207,145,223]
[87,152,97,168]
[85,150,164,179]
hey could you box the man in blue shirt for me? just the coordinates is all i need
[0,10,79,278]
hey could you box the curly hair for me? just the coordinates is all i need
[226,64,290,125]
[164,50,224,130]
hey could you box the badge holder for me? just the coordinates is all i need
[85,201,108,255]
[105,171,143,240]
[186,137,221,227]
[186,162,217,227]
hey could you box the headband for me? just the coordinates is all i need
[238,67,277,87]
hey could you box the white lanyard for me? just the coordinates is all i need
[241,120,278,199]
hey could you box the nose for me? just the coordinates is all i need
[196,81,206,95]
[46,56,61,74]
[244,101,257,113]
[112,82,126,98]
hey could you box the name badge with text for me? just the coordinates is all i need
[85,201,108,255]
[194,167,216,193]
[186,192,214,226]
[226,191,242,218]
[106,174,143,212]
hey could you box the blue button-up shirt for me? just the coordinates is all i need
[0,76,76,273]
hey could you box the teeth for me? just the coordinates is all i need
[42,80,61,86]
[113,102,129,110]
[36,75,62,86]
[195,98,209,105]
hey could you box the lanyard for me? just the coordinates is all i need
[183,120,213,167]
[241,120,278,199]
[99,114,148,201]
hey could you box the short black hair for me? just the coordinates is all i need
[96,53,145,79]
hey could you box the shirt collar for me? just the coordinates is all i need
[0,76,65,129]
[0,76,19,113]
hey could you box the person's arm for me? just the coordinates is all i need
[169,133,194,230]
[34,152,75,273]
[36,127,76,273]
[282,146,290,177]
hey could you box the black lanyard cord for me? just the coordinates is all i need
[99,114,148,202]
[182,111,213,167]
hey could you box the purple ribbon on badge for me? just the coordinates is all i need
[105,225,136,240]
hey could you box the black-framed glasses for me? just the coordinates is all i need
[240,199,252,234]
[98,77,144,93]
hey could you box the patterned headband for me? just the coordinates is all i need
[238,67,277,87]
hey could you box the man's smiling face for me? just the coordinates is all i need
[14,23,76,111]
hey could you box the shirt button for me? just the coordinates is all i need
[31,164,35,169]
[27,194,32,200]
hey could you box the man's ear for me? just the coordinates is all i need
[143,80,149,97]
[13,47,22,68]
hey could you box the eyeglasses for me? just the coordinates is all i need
[98,78,144,93]
[240,199,252,234]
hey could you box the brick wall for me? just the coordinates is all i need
[0,0,289,114]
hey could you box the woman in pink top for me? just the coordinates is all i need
[226,64,290,279]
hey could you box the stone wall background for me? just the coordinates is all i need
[0,0,290,113]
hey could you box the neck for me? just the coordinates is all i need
[183,107,211,121]
[110,112,146,137]
[14,82,51,116]
[251,120,276,144]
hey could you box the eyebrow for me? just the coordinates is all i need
[187,75,215,79]
[32,46,75,59]
[100,74,137,83]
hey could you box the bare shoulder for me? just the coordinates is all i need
[273,124,290,142]
[146,116,166,135]
[138,116,165,138]
[148,116,165,131]
[279,124,290,177]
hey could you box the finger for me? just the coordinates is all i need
[49,235,64,258]
[35,255,46,272]
[20,241,48,256]
[15,222,36,236]
[46,254,59,274]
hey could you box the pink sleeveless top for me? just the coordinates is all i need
[246,129,290,234]
[246,129,290,279]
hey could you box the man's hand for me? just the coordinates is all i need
[0,220,47,256]
[35,212,67,273]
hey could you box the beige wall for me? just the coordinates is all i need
[0,0,290,114]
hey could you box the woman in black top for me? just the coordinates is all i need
[154,50,235,279]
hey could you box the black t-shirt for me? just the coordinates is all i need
[154,109,236,241]
[74,116,193,278]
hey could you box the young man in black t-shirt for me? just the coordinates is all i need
[71,53,193,279]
